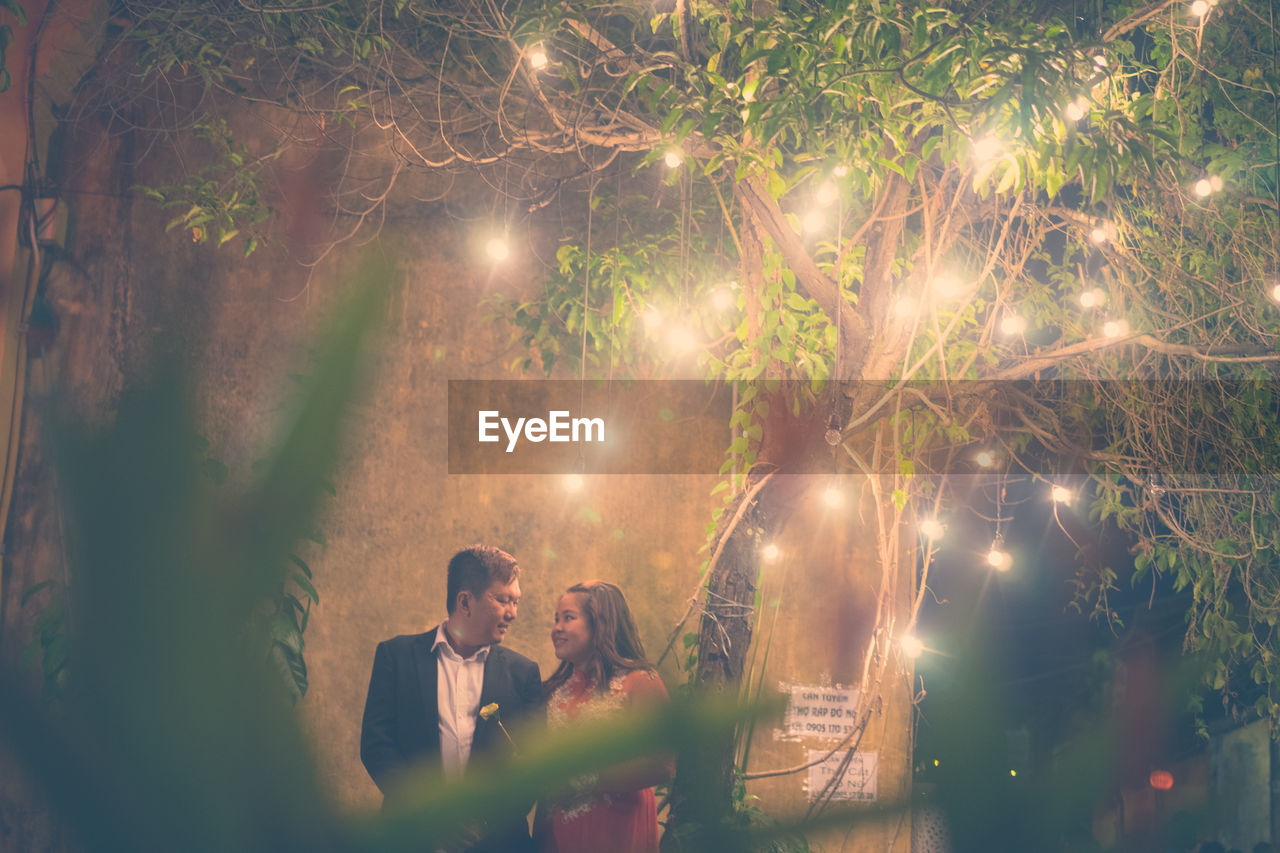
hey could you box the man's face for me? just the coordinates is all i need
[458,577,521,647]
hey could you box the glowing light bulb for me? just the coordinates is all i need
[833,164,849,177]
[1000,314,1027,336]
[1271,283,1280,303]
[486,236,510,262]
[1010,770,1018,778]
[919,518,945,540]
[1065,101,1086,122]
[802,209,824,234]
[664,149,683,168]
[1051,485,1072,504]
[563,473,584,492]
[893,297,918,318]
[973,135,1003,162]
[823,485,845,508]
[1194,178,1213,197]
[1090,226,1109,244]
[712,288,735,311]
[1094,54,1108,68]
[976,451,995,468]
[667,323,696,353]
[1103,319,1129,338]
[1080,288,1106,308]
[762,543,780,563]
[987,547,1011,571]
[931,274,964,300]
[901,634,925,659]
[1210,175,1223,191]
[1190,0,1209,15]
[528,44,548,69]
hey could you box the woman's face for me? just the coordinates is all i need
[551,592,593,667]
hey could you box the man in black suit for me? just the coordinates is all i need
[360,545,543,851]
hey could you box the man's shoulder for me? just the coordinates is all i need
[377,630,435,653]
[490,644,539,672]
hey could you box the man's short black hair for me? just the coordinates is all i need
[446,545,520,614]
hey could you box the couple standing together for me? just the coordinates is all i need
[360,545,673,853]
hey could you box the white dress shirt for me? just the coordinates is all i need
[431,624,489,775]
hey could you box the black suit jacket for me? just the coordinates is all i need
[359,628,543,847]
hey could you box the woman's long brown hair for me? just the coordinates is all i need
[545,580,654,695]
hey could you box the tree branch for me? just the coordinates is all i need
[735,178,868,374]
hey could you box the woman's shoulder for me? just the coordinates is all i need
[616,668,669,705]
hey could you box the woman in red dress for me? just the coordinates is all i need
[541,580,673,853]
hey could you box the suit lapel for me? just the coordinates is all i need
[413,629,442,759]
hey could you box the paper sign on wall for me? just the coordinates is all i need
[782,685,860,740]
[805,750,878,803]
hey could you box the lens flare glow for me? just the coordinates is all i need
[1000,314,1027,336]
[1103,319,1130,338]
[485,236,510,262]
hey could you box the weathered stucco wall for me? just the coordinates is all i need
[1,99,914,851]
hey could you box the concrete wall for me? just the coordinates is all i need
[0,99,914,851]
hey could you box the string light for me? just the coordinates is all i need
[761,543,780,563]
[528,44,549,69]
[822,483,845,508]
[931,274,965,300]
[1193,178,1213,197]
[1103,319,1130,338]
[711,287,735,311]
[1051,485,1072,504]
[1270,282,1280,303]
[666,323,697,354]
[919,518,945,540]
[901,634,925,659]
[1090,225,1109,244]
[802,209,824,234]
[1000,314,1027,336]
[1010,770,1018,778]
[1064,97,1090,122]
[976,450,995,468]
[1079,288,1107,308]
[485,235,510,263]
[833,164,849,177]
[563,473,584,492]
[972,135,1004,162]
[664,148,683,168]
[1190,0,1210,15]
[816,181,838,206]
[987,541,1012,571]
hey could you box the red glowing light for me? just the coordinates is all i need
[1149,769,1174,790]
